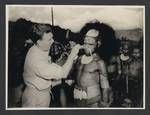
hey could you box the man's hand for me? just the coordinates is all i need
[65,80,75,86]
[100,101,110,107]
[100,87,113,107]
[70,44,82,60]
[51,80,62,87]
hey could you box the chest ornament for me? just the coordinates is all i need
[81,55,93,64]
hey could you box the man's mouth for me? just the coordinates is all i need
[85,48,92,56]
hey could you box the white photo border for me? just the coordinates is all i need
[5,4,146,110]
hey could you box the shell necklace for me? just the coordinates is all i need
[120,54,129,61]
[81,49,93,64]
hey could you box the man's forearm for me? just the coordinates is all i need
[61,55,74,79]
[102,88,109,103]
[61,44,81,79]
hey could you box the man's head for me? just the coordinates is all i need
[83,29,100,55]
[31,27,54,51]
[28,25,54,51]
[37,30,54,51]
[79,20,118,62]
[132,47,141,60]
[121,44,130,56]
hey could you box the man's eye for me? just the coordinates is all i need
[88,44,94,45]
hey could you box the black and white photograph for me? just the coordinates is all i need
[6,5,145,110]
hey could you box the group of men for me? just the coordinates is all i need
[107,40,143,107]
[13,20,143,108]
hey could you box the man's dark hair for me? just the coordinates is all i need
[80,21,102,43]
[79,20,119,62]
[28,24,52,43]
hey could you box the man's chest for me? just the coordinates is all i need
[129,61,142,72]
[81,61,99,73]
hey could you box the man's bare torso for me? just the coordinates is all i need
[129,60,142,78]
[76,54,101,89]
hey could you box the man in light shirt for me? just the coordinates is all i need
[22,28,81,107]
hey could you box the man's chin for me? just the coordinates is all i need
[124,54,129,56]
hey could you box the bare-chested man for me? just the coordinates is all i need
[73,28,110,107]
[128,46,143,107]
[116,42,132,106]
[116,41,143,107]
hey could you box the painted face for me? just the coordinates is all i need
[83,29,99,55]
[41,32,54,51]
[132,48,141,59]
[122,44,129,55]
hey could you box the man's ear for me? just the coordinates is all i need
[97,40,101,47]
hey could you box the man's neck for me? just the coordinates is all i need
[36,43,49,52]
[133,57,141,62]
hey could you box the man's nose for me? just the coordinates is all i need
[84,45,88,48]
[51,39,54,43]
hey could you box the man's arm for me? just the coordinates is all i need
[34,44,81,80]
[98,60,110,106]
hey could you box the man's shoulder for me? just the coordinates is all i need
[28,45,43,54]
[27,45,35,52]
[93,54,103,62]
[26,45,44,60]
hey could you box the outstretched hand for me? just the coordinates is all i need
[70,44,82,60]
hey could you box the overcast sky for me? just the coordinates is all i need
[7,5,144,32]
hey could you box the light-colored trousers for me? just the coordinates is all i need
[22,86,51,107]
